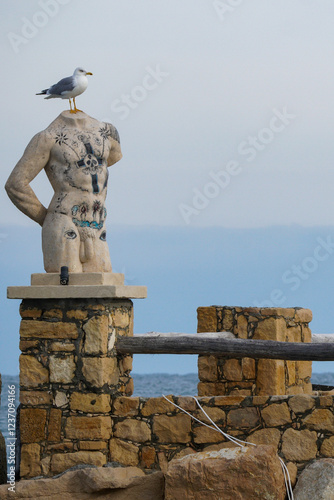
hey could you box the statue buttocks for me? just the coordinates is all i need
[5,111,122,273]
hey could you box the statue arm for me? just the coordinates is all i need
[5,131,51,226]
[107,138,122,167]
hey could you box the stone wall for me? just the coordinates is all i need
[107,393,334,477]
[197,306,312,396]
[17,302,332,481]
[18,298,133,478]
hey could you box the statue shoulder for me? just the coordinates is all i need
[23,128,54,156]
[100,122,121,144]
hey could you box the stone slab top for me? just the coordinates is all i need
[7,284,147,300]
[31,272,124,286]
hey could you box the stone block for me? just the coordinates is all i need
[110,309,131,329]
[319,396,334,407]
[320,436,334,457]
[19,305,42,319]
[222,309,234,331]
[141,446,157,468]
[113,397,140,416]
[286,462,298,488]
[197,382,225,396]
[302,325,312,342]
[42,309,63,319]
[286,360,296,385]
[70,392,111,413]
[235,314,248,339]
[20,355,49,387]
[261,403,291,427]
[297,361,312,380]
[282,428,317,461]
[256,359,285,395]
[242,357,256,379]
[197,355,218,382]
[48,409,62,441]
[66,309,88,320]
[65,416,112,440]
[114,419,151,443]
[50,355,75,383]
[212,396,245,406]
[175,397,197,412]
[19,340,39,351]
[51,451,106,475]
[20,391,52,406]
[288,395,315,413]
[82,356,119,387]
[47,442,74,452]
[50,342,75,352]
[197,307,217,333]
[109,438,139,466]
[193,425,224,444]
[165,445,286,500]
[153,414,191,443]
[294,308,312,323]
[304,409,334,432]
[286,326,301,342]
[141,396,176,416]
[79,441,108,450]
[253,317,286,341]
[247,428,281,449]
[286,385,305,395]
[20,443,41,478]
[83,315,109,354]
[119,355,133,374]
[227,407,260,429]
[260,308,295,318]
[193,406,225,426]
[20,320,78,339]
[223,359,243,381]
[20,408,47,443]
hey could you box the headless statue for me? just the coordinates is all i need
[5,111,122,273]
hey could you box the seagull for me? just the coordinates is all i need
[36,67,93,113]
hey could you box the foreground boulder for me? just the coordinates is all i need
[165,444,286,500]
[0,465,164,499]
[294,459,334,499]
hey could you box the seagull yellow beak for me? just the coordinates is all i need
[86,72,93,76]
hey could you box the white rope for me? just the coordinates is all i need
[162,395,294,500]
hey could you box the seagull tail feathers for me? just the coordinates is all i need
[36,89,48,95]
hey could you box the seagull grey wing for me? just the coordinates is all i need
[48,76,75,96]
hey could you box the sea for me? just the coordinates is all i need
[1,372,333,446]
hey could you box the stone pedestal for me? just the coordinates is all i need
[7,273,146,479]
[197,306,313,397]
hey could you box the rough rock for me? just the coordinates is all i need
[293,459,334,499]
[165,444,286,500]
[0,466,164,499]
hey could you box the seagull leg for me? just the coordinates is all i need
[69,99,76,114]
[73,97,83,113]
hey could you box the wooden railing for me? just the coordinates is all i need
[116,332,334,361]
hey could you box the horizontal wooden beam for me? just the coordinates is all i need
[116,333,334,361]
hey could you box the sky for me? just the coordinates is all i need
[1,1,334,377]
[2,0,334,228]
